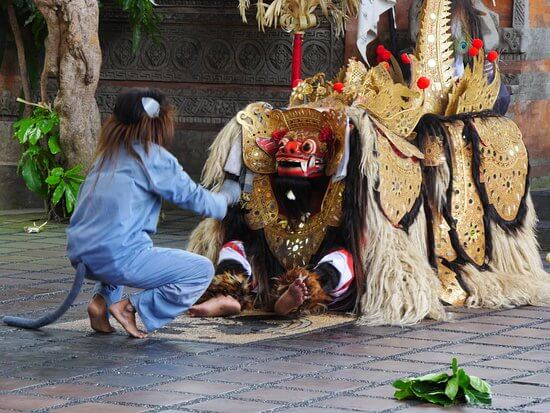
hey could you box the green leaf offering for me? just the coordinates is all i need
[393,358,491,406]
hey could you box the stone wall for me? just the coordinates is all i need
[0,1,343,209]
[0,0,548,210]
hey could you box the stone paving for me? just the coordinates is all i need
[0,211,549,413]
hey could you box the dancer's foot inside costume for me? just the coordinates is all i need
[109,299,147,339]
[188,295,241,317]
[274,278,310,315]
[87,295,115,334]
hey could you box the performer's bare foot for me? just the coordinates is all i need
[188,295,241,317]
[274,278,310,315]
[87,295,115,334]
[109,299,147,339]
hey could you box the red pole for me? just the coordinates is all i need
[291,32,303,87]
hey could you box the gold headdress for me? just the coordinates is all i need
[290,0,501,139]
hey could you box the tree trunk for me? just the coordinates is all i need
[6,1,32,116]
[34,0,101,171]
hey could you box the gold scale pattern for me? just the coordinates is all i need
[444,120,486,267]
[474,117,528,221]
[374,123,424,226]
[244,175,345,269]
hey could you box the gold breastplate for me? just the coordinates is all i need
[242,174,345,269]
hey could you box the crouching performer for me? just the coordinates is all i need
[190,106,361,317]
[66,89,240,338]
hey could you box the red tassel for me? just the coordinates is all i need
[487,50,499,62]
[291,33,303,88]
[472,38,484,49]
[417,76,430,89]
[468,46,479,57]
[333,82,344,93]
[400,53,411,64]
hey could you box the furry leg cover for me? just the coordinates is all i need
[198,272,255,310]
[349,109,446,325]
[461,195,550,308]
[274,268,331,314]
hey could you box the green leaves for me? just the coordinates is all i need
[45,165,84,213]
[393,358,492,406]
[115,0,162,53]
[12,105,83,217]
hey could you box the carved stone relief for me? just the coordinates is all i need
[99,3,344,86]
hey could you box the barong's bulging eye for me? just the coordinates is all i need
[302,139,316,154]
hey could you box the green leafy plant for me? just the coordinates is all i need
[115,0,162,53]
[13,102,84,218]
[45,165,84,214]
[393,358,492,406]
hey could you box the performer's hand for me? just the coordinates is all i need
[219,180,241,206]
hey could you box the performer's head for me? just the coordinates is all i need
[95,88,175,166]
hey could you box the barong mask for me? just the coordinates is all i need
[257,126,334,178]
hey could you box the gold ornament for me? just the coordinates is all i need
[244,174,345,269]
[474,117,528,221]
[422,133,445,167]
[444,121,486,266]
[437,260,468,306]
[237,102,277,174]
[446,53,501,116]
[374,122,424,226]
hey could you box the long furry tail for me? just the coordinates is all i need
[2,262,86,329]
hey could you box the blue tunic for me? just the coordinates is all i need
[66,142,226,331]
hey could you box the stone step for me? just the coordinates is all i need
[531,189,550,221]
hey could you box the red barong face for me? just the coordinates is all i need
[257,126,334,178]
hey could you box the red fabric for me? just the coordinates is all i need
[291,33,303,88]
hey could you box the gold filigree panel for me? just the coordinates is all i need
[422,133,445,167]
[432,198,467,306]
[238,102,276,174]
[353,65,424,139]
[446,53,501,116]
[474,117,528,221]
[375,128,423,226]
[264,181,345,269]
[413,0,455,115]
[244,175,345,270]
[445,121,486,266]
[243,175,278,230]
[437,259,467,306]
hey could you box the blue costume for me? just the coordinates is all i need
[67,142,228,332]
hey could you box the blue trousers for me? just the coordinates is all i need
[89,247,214,332]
